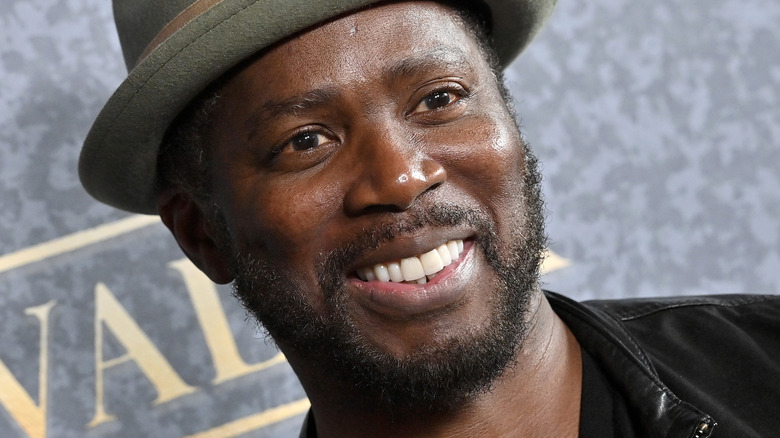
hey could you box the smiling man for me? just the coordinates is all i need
[79,1,780,437]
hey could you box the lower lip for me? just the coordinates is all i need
[348,241,476,317]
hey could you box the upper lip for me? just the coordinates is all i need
[346,226,474,274]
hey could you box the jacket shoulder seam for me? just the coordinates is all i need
[597,295,777,321]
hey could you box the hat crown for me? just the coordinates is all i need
[113,0,197,70]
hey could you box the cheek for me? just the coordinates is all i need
[224,175,346,261]
[444,115,526,203]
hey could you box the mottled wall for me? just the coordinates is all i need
[0,0,777,436]
[513,0,780,299]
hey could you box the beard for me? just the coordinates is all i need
[219,143,547,414]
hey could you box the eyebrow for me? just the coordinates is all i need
[384,47,472,83]
[245,87,339,141]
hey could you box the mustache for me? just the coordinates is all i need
[317,203,497,293]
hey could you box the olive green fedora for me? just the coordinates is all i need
[79,0,557,214]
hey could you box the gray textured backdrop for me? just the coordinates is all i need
[0,0,778,436]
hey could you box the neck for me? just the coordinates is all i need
[289,293,582,438]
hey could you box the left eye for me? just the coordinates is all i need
[288,131,329,151]
[413,90,459,113]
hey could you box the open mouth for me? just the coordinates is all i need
[355,239,465,285]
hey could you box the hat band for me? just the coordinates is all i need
[139,0,225,64]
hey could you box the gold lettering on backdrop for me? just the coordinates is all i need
[0,215,159,274]
[169,259,286,384]
[87,283,197,428]
[541,250,571,274]
[185,397,311,438]
[0,300,56,438]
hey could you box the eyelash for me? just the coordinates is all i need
[267,126,335,161]
[410,82,469,116]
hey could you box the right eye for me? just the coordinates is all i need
[263,126,340,171]
[287,131,329,151]
[413,90,459,113]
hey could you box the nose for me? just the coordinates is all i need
[343,126,446,215]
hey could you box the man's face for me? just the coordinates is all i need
[198,1,546,409]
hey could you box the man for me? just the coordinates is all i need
[79,1,779,436]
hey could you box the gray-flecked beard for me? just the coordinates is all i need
[221,146,547,415]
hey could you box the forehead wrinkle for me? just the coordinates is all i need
[244,87,339,141]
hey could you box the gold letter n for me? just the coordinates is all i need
[0,300,56,438]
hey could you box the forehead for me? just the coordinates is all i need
[276,2,470,60]
[221,2,484,99]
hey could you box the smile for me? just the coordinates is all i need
[355,239,465,284]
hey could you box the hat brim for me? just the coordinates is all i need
[79,0,557,214]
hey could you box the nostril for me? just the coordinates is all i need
[359,204,407,215]
[426,181,444,193]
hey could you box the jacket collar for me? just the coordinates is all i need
[546,291,716,438]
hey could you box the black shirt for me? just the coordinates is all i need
[579,347,638,437]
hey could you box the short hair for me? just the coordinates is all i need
[157,1,510,205]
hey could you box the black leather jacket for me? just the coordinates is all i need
[301,292,780,437]
[549,291,780,438]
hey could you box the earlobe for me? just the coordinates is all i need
[157,188,233,284]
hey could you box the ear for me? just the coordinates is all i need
[157,188,233,284]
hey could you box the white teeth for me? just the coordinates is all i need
[437,244,452,265]
[356,239,464,284]
[420,248,444,276]
[387,262,404,282]
[400,256,425,281]
[447,241,459,261]
[374,264,390,282]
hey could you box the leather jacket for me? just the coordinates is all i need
[300,292,780,437]
[549,291,780,438]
